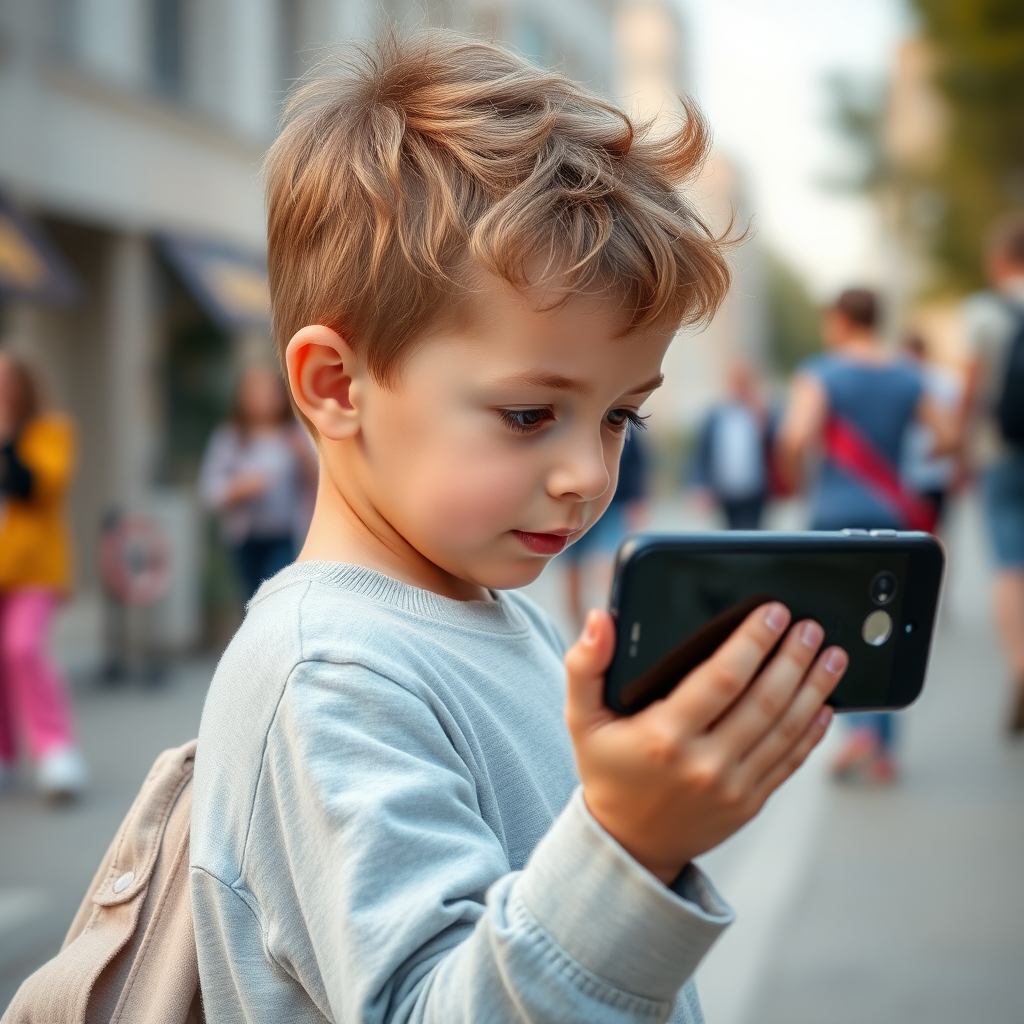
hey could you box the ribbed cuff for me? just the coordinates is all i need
[518,789,733,1002]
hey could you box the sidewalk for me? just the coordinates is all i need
[743,495,1024,1023]
[2,496,1021,1018]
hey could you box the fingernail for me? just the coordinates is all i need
[824,648,847,674]
[584,612,599,643]
[799,621,823,648]
[764,603,789,632]
[816,706,834,728]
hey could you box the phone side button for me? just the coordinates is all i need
[842,528,869,535]
[869,529,898,537]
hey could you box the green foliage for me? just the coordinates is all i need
[821,73,888,194]
[912,0,1024,292]
[763,251,822,374]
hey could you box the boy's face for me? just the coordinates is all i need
[321,275,672,593]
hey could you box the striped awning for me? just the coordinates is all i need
[157,233,270,332]
[0,192,81,305]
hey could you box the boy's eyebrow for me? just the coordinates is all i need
[489,371,591,394]
[623,373,666,395]
[487,371,665,396]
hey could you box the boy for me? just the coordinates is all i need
[190,33,847,1023]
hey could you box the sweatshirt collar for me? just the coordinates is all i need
[252,560,530,636]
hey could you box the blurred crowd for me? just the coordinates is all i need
[1,214,1023,803]
[561,213,1024,785]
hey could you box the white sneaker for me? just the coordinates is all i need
[37,746,87,800]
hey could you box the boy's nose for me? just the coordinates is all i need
[547,440,611,503]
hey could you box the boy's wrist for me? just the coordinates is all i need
[581,790,689,886]
[519,789,733,1003]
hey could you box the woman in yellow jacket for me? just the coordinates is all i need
[0,352,85,798]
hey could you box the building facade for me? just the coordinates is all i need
[0,0,625,661]
[0,0,762,662]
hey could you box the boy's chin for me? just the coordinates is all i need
[475,557,552,592]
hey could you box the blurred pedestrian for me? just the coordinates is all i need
[690,357,771,529]
[777,288,956,782]
[199,364,317,603]
[901,333,964,532]
[962,215,1024,735]
[0,351,86,799]
[563,427,647,630]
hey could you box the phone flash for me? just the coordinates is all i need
[862,610,893,647]
[630,622,641,643]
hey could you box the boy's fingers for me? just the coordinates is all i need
[661,602,791,734]
[564,609,617,730]
[752,703,834,806]
[737,646,847,787]
[712,619,826,757]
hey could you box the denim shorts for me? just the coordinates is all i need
[982,451,1024,569]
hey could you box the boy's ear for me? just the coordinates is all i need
[286,325,363,440]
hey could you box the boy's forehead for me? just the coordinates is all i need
[394,266,674,393]
[452,270,668,350]
[414,306,670,399]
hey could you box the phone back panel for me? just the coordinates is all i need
[604,532,944,716]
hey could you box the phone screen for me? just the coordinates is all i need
[607,545,918,715]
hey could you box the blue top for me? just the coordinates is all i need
[690,402,772,500]
[803,353,923,530]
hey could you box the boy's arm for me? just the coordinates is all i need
[193,660,733,1024]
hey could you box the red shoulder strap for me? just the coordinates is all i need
[823,415,936,533]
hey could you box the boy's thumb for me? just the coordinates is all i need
[564,609,616,725]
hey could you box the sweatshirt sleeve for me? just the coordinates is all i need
[202,659,732,1024]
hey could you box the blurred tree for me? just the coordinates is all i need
[910,0,1024,292]
[763,252,821,373]
[820,73,888,195]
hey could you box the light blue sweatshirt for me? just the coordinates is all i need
[190,561,733,1023]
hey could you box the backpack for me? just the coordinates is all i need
[2,740,204,1024]
[994,303,1024,445]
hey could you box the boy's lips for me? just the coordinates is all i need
[512,529,576,555]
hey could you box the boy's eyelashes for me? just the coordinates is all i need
[607,409,650,432]
[496,407,649,435]
[499,408,554,433]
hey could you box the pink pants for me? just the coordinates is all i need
[0,590,76,763]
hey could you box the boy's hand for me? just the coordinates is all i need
[564,603,847,885]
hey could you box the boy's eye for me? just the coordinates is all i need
[606,408,649,432]
[499,408,554,433]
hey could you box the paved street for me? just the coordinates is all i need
[2,495,1022,1019]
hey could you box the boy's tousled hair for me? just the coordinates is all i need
[265,31,732,397]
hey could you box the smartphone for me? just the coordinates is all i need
[603,530,945,716]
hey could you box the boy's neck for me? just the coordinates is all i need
[298,458,493,603]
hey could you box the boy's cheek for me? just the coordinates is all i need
[401,452,538,543]
[429,469,531,537]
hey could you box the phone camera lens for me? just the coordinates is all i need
[870,571,897,606]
